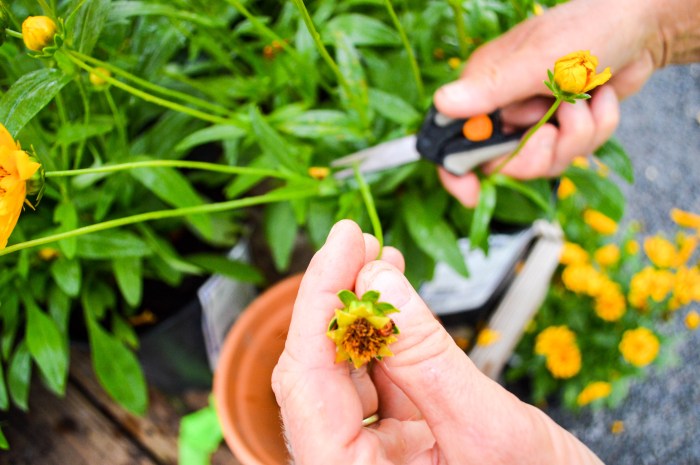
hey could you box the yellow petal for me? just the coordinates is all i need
[0,124,17,150]
[584,67,612,92]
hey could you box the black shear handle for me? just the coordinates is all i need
[416,106,524,176]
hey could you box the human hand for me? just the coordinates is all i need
[433,0,670,207]
[272,219,604,464]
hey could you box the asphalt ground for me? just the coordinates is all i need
[544,63,700,465]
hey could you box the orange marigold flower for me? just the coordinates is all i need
[583,210,617,235]
[0,123,42,249]
[594,284,626,322]
[535,325,576,356]
[669,267,700,310]
[611,420,625,435]
[671,208,700,231]
[619,327,660,367]
[557,177,576,199]
[559,241,589,266]
[644,235,677,268]
[476,328,500,347]
[594,244,620,267]
[576,381,612,406]
[545,343,581,379]
[685,310,700,330]
[308,166,330,180]
[22,15,57,52]
[674,233,697,267]
[553,50,612,94]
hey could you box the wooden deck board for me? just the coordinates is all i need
[0,347,241,465]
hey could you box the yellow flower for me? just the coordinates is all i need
[619,327,660,367]
[535,325,576,356]
[671,208,700,231]
[644,235,677,268]
[611,421,625,435]
[22,16,57,52]
[326,290,399,369]
[572,156,590,169]
[557,177,576,199]
[559,241,588,266]
[545,343,581,379]
[0,123,42,249]
[308,166,330,180]
[476,328,500,347]
[89,67,111,87]
[674,233,697,267]
[594,244,620,267]
[583,210,617,235]
[38,247,60,261]
[625,239,640,255]
[447,57,461,70]
[629,267,674,309]
[561,263,608,296]
[576,381,612,406]
[533,3,544,16]
[685,310,700,330]
[594,284,626,322]
[669,267,700,309]
[553,50,612,94]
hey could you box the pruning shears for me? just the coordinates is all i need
[332,106,526,179]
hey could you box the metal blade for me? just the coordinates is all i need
[331,135,420,179]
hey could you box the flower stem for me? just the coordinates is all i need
[69,50,231,117]
[0,187,318,256]
[354,165,384,259]
[491,97,562,174]
[5,29,23,39]
[383,0,424,102]
[45,159,305,181]
[447,0,469,58]
[64,51,233,125]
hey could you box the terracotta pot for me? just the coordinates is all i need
[213,274,302,465]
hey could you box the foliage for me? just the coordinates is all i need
[507,148,700,410]
[0,0,615,448]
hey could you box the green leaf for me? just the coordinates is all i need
[112,257,143,307]
[564,166,626,221]
[68,0,112,55]
[469,179,497,251]
[54,119,114,146]
[322,14,401,46]
[1,292,20,360]
[0,68,72,137]
[81,280,115,321]
[54,201,78,259]
[264,202,298,273]
[0,425,7,450]
[75,230,152,259]
[50,257,81,297]
[0,363,9,411]
[130,165,213,241]
[26,304,68,395]
[334,31,368,113]
[367,88,421,126]
[249,106,301,173]
[8,342,31,411]
[87,317,147,415]
[278,110,362,140]
[338,290,358,306]
[175,124,247,153]
[402,191,468,277]
[361,290,380,303]
[594,137,634,184]
[185,254,264,285]
[179,402,223,454]
[109,0,226,27]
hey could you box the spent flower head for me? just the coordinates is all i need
[326,289,399,369]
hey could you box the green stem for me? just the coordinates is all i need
[384,0,424,102]
[448,0,469,58]
[354,165,384,259]
[0,187,318,257]
[69,50,231,117]
[64,52,232,125]
[491,97,562,174]
[45,159,305,181]
[103,87,129,157]
[5,29,23,39]
[74,78,90,170]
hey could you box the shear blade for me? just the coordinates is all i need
[331,135,420,179]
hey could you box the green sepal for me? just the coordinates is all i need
[337,289,358,307]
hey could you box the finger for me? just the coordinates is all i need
[548,98,596,175]
[356,261,528,464]
[588,85,620,151]
[371,363,422,421]
[350,365,378,419]
[437,168,481,208]
[380,246,405,274]
[369,419,436,464]
[483,123,558,178]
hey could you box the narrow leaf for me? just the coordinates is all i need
[185,254,264,284]
[68,0,112,55]
[112,257,143,307]
[564,166,626,221]
[26,305,68,395]
[594,136,634,184]
[8,342,31,411]
[75,230,152,258]
[50,257,82,297]
[469,179,497,251]
[263,202,298,273]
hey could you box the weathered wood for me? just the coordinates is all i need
[0,380,157,465]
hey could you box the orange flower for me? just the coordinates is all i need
[557,177,576,199]
[22,16,57,52]
[671,208,700,231]
[619,327,660,367]
[545,343,581,379]
[576,381,612,406]
[559,241,588,266]
[553,50,612,94]
[0,123,42,249]
[476,328,500,347]
[583,210,617,235]
[685,310,700,330]
[594,284,626,322]
[644,235,677,268]
[535,325,576,356]
[594,244,620,267]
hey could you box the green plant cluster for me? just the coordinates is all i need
[0,0,597,449]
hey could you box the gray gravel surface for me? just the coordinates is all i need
[543,64,700,465]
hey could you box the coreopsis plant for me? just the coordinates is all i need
[0,0,612,450]
[508,156,700,410]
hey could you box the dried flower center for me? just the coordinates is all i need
[342,318,384,360]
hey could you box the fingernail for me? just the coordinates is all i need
[361,263,412,309]
[437,81,472,105]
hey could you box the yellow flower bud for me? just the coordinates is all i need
[553,50,612,94]
[447,57,461,70]
[22,16,57,52]
[476,328,500,347]
[685,310,700,330]
[557,177,576,199]
[307,166,330,180]
[89,67,112,87]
